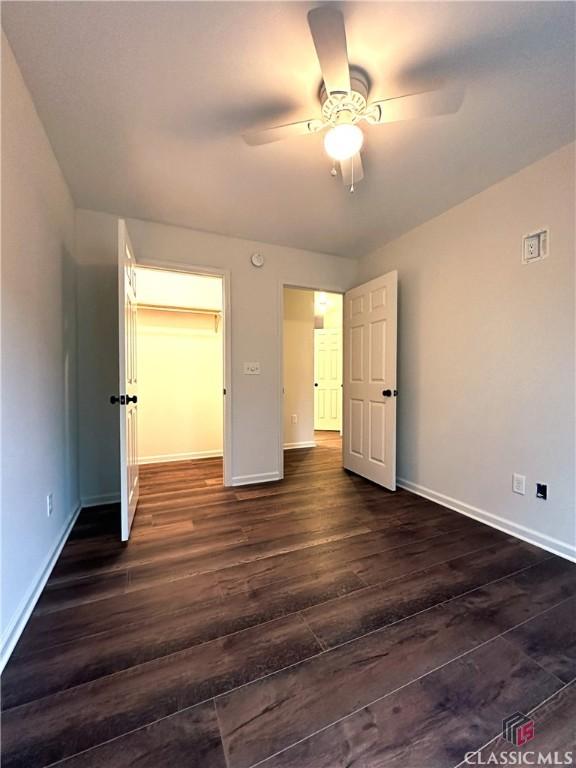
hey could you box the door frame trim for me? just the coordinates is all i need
[136,258,232,487]
[278,281,344,480]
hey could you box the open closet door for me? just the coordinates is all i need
[117,219,139,540]
[343,271,398,490]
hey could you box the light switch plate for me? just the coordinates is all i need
[512,473,526,495]
[243,362,260,375]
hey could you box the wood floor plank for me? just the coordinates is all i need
[251,638,562,768]
[446,557,576,631]
[303,539,550,648]
[217,600,497,768]
[215,558,576,768]
[10,571,221,658]
[348,526,508,586]
[51,525,247,575]
[503,596,576,683]
[2,568,362,705]
[52,701,227,768]
[106,527,382,593]
[48,517,380,584]
[215,519,482,599]
[1,616,320,767]
[48,537,243,589]
[216,525,503,599]
[33,569,130,615]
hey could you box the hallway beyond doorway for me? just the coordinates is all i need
[314,430,342,451]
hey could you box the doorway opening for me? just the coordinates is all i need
[282,287,343,466]
[135,266,226,482]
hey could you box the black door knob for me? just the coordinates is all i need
[314,383,319,387]
[382,389,392,397]
[110,395,125,405]
[126,395,138,404]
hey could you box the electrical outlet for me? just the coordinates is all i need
[536,483,548,500]
[291,414,298,424]
[46,493,53,517]
[512,473,526,495]
[523,235,539,262]
[522,229,549,264]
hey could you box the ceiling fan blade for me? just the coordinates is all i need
[243,118,324,146]
[367,85,465,125]
[307,7,351,95]
[340,152,364,187]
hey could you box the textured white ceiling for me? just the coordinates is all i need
[3,1,575,257]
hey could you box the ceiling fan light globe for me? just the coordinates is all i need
[323,124,363,161]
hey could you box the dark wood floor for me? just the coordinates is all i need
[2,433,576,767]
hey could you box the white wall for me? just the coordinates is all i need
[75,212,120,504]
[1,33,78,665]
[136,267,223,311]
[283,289,315,448]
[137,308,223,463]
[359,143,576,559]
[75,209,358,497]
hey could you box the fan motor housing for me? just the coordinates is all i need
[320,68,369,125]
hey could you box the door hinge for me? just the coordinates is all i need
[223,388,227,395]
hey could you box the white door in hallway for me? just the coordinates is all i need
[343,271,398,490]
[314,328,342,431]
[117,219,139,541]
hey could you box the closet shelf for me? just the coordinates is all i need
[137,303,221,331]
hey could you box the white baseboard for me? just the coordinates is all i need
[283,441,317,450]
[139,449,223,465]
[398,477,576,563]
[0,504,82,672]
[231,471,282,487]
[80,493,120,507]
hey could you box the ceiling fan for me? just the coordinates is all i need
[243,6,464,191]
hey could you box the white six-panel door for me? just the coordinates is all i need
[343,271,398,489]
[314,328,342,431]
[118,219,139,541]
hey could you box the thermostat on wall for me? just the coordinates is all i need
[522,229,549,264]
[250,253,265,268]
